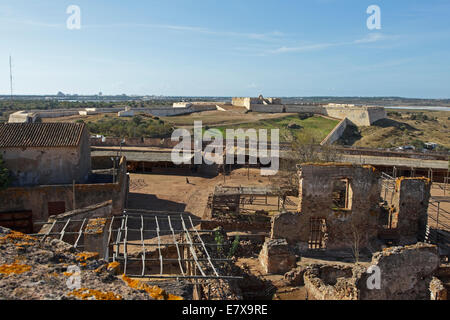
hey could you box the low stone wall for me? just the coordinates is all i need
[284,105,324,114]
[320,118,349,146]
[38,201,113,253]
[304,264,356,300]
[136,105,216,117]
[259,238,296,274]
[304,243,440,300]
[250,104,285,113]
[90,137,179,148]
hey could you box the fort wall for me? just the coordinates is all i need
[320,118,349,146]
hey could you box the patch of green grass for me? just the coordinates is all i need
[207,115,339,142]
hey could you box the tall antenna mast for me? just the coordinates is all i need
[9,55,13,102]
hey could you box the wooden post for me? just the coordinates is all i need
[72,180,76,210]
[436,202,440,243]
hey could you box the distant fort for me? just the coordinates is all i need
[231,95,386,126]
[9,94,386,127]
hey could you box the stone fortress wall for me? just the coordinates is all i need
[9,95,386,128]
[8,104,217,123]
[232,96,386,127]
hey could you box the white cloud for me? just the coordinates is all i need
[83,22,285,41]
[268,32,395,55]
[354,33,386,44]
[270,43,335,54]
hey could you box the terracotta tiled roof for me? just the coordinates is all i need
[0,123,86,148]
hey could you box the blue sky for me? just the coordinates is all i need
[1,0,449,98]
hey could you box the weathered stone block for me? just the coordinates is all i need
[259,238,296,274]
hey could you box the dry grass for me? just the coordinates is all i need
[340,109,450,149]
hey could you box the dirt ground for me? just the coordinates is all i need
[126,167,449,299]
[127,167,297,218]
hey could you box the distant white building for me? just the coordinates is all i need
[79,108,99,116]
[8,111,37,123]
[173,102,192,109]
[118,106,134,117]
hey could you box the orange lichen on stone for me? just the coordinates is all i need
[0,231,36,244]
[76,252,99,262]
[396,176,431,191]
[106,261,121,274]
[85,218,107,235]
[107,261,120,270]
[68,288,122,300]
[121,275,183,300]
[362,165,376,172]
[0,262,32,275]
[14,242,34,247]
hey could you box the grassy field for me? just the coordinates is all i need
[208,115,339,142]
[338,109,450,150]
[42,110,339,143]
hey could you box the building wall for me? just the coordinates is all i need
[272,164,381,250]
[0,129,91,187]
[118,110,135,117]
[0,157,127,232]
[391,177,431,239]
[232,97,251,109]
[173,102,192,108]
[8,111,37,123]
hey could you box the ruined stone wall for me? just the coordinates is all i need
[356,243,440,300]
[259,238,296,274]
[272,164,381,250]
[304,243,440,300]
[391,177,431,240]
[1,131,91,187]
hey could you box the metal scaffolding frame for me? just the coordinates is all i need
[32,212,242,280]
[110,213,240,279]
